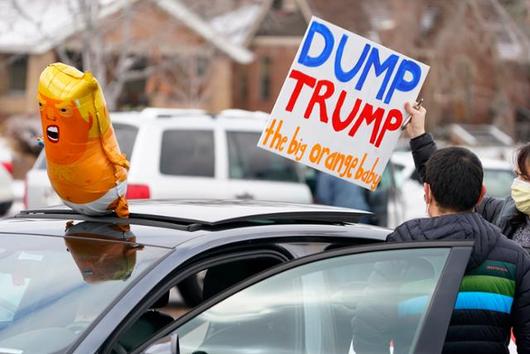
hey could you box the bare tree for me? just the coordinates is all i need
[383,0,527,132]
[8,0,218,110]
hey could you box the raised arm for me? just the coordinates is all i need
[404,102,433,182]
[403,102,508,224]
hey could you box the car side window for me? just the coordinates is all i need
[160,130,215,177]
[110,254,287,353]
[143,248,450,354]
[113,123,139,160]
[226,131,300,182]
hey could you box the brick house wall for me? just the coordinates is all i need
[0,51,56,116]
[233,37,300,112]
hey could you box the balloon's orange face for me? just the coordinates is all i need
[38,94,93,165]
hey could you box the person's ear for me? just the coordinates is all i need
[476,184,487,206]
[423,183,432,205]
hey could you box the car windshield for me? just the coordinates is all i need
[35,123,138,170]
[484,168,515,198]
[227,131,300,182]
[0,233,168,353]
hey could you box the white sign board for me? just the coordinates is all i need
[258,17,430,190]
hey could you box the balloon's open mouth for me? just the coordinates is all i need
[46,125,59,143]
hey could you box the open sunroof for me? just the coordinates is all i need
[16,200,371,231]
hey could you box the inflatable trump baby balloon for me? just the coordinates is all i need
[38,63,129,217]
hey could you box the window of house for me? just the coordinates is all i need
[118,56,148,108]
[63,50,83,71]
[259,57,271,101]
[8,55,28,93]
[239,69,248,105]
[196,55,209,77]
[454,58,475,120]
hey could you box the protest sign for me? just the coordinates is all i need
[258,17,430,191]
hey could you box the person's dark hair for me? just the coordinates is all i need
[425,147,483,212]
[516,143,530,180]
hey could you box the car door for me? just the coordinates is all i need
[135,241,472,354]
[222,128,312,204]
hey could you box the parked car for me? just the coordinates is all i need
[25,108,312,208]
[0,138,15,215]
[0,199,382,353]
[387,151,515,227]
[0,167,14,216]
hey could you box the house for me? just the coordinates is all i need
[0,0,528,141]
[0,0,254,116]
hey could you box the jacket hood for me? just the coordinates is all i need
[387,213,500,270]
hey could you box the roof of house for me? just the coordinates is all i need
[0,0,130,54]
[304,0,373,36]
[1,0,526,64]
[178,0,269,47]
[208,2,265,45]
[255,5,308,37]
[0,0,254,63]
[155,0,253,63]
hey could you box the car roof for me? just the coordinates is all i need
[7,200,388,248]
[19,199,370,229]
[110,109,269,130]
[390,151,414,166]
[480,158,513,170]
[391,151,514,170]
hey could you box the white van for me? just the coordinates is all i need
[25,109,312,208]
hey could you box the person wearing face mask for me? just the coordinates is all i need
[404,102,530,248]
[506,148,530,246]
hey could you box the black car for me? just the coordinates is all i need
[0,200,478,354]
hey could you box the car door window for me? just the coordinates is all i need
[109,252,289,353]
[226,131,300,182]
[160,130,215,177]
[143,247,451,354]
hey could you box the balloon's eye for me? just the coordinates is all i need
[57,106,73,117]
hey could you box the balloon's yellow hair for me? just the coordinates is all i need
[38,62,110,138]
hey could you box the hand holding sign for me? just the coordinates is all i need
[258,17,430,191]
[404,101,427,139]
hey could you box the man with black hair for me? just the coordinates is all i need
[383,104,530,354]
